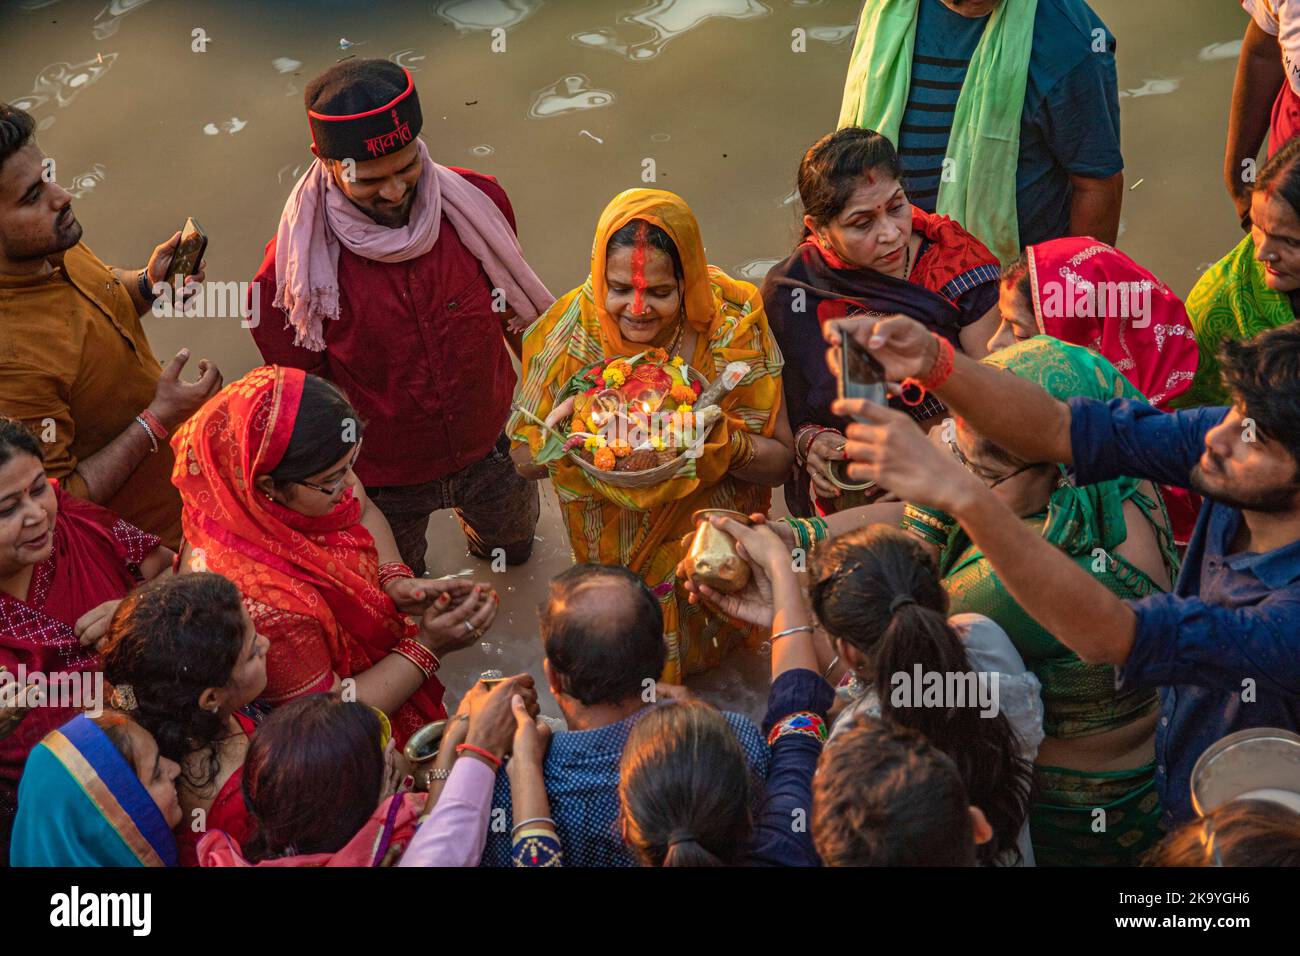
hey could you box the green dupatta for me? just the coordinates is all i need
[1175,233,1296,409]
[837,0,1038,263]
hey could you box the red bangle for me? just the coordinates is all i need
[796,425,837,465]
[139,408,168,440]
[393,637,440,679]
[379,562,415,588]
[455,743,503,769]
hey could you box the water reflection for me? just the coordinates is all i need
[272,57,302,73]
[528,74,614,118]
[809,24,855,44]
[1122,78,1180,99]
[1199,40,1243,62]
[435,0,541,32]
[93,0,154,40]
[572,0,770,61]
[735,257,780,281]
[67,163,107,198]
[203,117,248,135]
[9,53,118,123]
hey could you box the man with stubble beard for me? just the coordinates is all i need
[0,104,222,548]
[249,59,555,579]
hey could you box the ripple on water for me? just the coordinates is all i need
[10,53,119,116]
[435,0,542,32]
[736,257,781,281]
[470,144,495,156]
[571,0,771,61]
[529,74,615,118]
[94,0,153,40]
[1121,78,1180,99]
[1199,40,1243,62]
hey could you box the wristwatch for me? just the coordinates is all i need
[137,268,160,303]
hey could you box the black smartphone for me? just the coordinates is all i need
[165,217,207,284]
[837,326,887,414]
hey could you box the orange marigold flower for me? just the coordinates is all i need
[593,447,617,471]
[669,384,697,405]
[610,441,632,458]
[645,348,669,365]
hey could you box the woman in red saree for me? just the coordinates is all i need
[993,237,1201,543]
[170,366,498,746]
[762,128,1003,517]
[0,418,171,858]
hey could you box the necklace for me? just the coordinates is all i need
[902,240,913,280]
[666,314,685,359]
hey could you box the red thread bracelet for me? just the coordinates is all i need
[456,743,503,769]
[139,408,168,440]
[900,334,955,405]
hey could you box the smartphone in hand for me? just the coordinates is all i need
[837,326,887,418]
[165,217,207,284]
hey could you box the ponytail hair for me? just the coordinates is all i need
[810,526,1033,865]
[618,700,753,867]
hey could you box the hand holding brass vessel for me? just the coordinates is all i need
[680,509,752,593]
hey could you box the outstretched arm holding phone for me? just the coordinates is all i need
[825,315,1075,467]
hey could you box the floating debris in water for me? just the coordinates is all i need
[572,0,771,61]
[528,74,614,118]
[1199,40,1243,62]
[651,132,672,142]
[1129,178,1145,191]
[781,187,799,206]
[339,37,364,50]
[470,144,495,156]
[1121,78,1180,99]
[809,24,855,44]
[435,0,540,32]
[736,257,781,281]
[389,49,426,71]
[203,117,247,135]
[94,0,152,41]
[272,57,302,73]
[579,129,604,143]
[68,164,107,198]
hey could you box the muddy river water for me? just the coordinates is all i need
[0,0,1254,718]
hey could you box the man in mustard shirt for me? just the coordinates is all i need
[0,104,222,548]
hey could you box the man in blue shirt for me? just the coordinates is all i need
[851,0,1124,248]
[480,565,769,866]
[830,317,1300,829]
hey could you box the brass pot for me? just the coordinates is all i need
[681,509,752,593]
[826,458,874,492]
[403,719,448,792]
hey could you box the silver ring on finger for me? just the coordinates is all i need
[463,620,475,634]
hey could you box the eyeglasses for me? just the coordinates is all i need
[293,441,362,496]
[947,439,1036,489]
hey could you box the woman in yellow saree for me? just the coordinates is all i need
[509,189,793,681]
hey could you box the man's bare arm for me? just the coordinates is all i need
[1068,171,1123,245]
[1225,20,1285,219]
[73,417,157,503]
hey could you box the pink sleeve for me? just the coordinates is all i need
[396,757,496,867]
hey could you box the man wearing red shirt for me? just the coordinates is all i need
[250,60,554,576]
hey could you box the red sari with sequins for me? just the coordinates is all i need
[0,482,158,853]
[170,366,445,747]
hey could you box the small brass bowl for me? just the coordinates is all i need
[681,508,752,594]
[826,458,874,492]
[403,719,448,792]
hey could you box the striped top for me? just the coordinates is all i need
[896,0,985,211]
